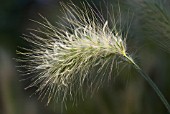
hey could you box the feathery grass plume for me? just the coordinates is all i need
[139,0,170,53]
[16,1,170,112]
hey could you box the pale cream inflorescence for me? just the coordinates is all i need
[17,2,133,104]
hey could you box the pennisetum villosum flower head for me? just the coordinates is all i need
[16,2,170,112]
[17,2,133,104]
[140,0,170,53]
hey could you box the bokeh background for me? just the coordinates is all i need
[1,0,170,114]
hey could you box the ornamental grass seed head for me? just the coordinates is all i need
[17,2,136,105]
[140,0,170,53]
[16,2,170,113]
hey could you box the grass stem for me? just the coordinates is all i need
[125,55,170,113]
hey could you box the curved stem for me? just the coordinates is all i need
[125,55,170,113]
[137,68,170,113]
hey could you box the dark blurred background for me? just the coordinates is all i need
[0,0,170,114]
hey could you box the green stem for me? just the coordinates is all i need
[137,67,170,113]
[125,55,170,113]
